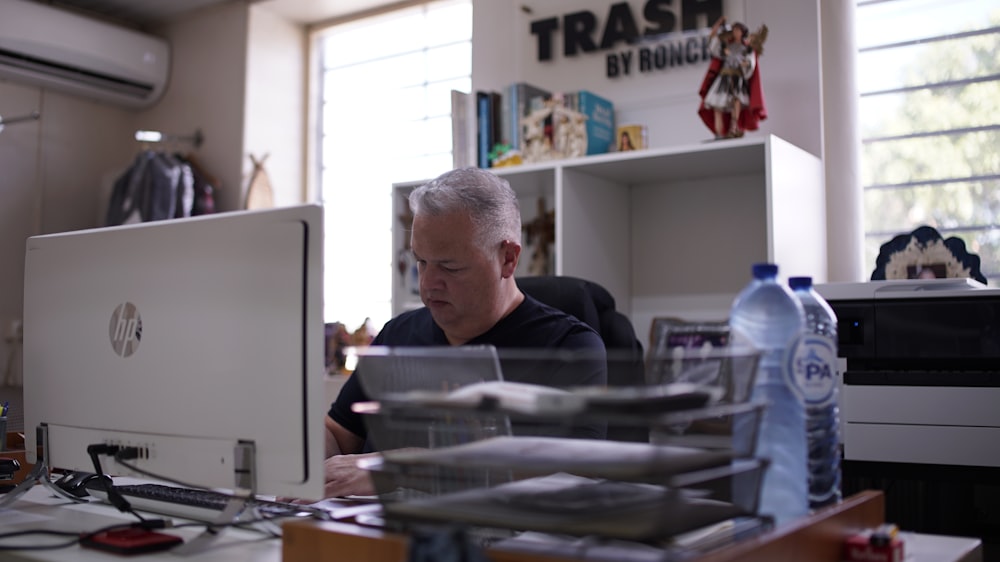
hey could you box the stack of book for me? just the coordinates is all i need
[452,83,615,168]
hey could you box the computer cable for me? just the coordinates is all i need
[0,529,85,551]
[111,446,224,491]
[86,444,147,522]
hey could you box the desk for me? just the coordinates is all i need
[282,491,983,562]
[0,486,984,561]
[0,485,281,561]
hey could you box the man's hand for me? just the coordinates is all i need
[316,416,377,498]
[324,452,378,498]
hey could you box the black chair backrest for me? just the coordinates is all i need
[518,275,647,442]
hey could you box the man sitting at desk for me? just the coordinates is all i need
[323,167,607,499]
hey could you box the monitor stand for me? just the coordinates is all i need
[0,425,88,508]
[0,427,292,554]
[172,441,286,554]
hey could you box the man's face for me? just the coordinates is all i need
[411,210,505,344]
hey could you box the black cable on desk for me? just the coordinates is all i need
[0,529,81,550]
[86,444,148,522]
[112,447,222,492]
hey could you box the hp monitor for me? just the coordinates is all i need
[22,205,325,500]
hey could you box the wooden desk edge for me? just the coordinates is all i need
[695,489,885,562]
[282,490,885,562]
[281,519,574,562]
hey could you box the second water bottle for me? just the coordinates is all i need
[789,276,842,510]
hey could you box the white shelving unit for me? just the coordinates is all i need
[392,134,826,342]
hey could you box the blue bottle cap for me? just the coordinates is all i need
[788,276,813,290]
[752,263,778,279]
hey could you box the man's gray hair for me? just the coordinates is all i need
[409,167,521,252]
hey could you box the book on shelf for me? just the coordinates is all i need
[476,91,491,168]
[501,82,551,156]
[475,90,503,168]
[567,89,616,156]
[490,90,503,155]
[450,90,476,169]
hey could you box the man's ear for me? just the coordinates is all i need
[500,240,521,278]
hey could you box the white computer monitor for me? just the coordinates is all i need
[22,205,325,500]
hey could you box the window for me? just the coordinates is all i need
[856,0,1000,283]
[316,0,472,330]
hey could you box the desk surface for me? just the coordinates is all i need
[899,532,983,562]
[0,485,985,562]
[0,485,281,561]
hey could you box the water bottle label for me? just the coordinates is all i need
[779,332,802,390]
[791,334,838,405]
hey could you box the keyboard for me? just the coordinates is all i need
[86,481,314,523]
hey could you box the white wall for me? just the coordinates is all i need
[0,81,133,378]
[472,0,822,157]
[144,2,250,212]
[0,0,312,382]
[245,5,308,207]
[0,82,39,352]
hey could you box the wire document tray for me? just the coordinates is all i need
[354,400,767,541]
[359,456,767,541]
[351,344,770,544]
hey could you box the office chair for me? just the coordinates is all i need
[517,275,647,442]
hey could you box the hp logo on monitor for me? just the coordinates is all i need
[109,302,142,357]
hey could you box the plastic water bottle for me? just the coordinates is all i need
[729,263,807,526]
[789,276,842,510]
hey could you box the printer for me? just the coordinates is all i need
[815,278,1000,468]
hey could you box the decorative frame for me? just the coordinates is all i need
[871,225,986,284]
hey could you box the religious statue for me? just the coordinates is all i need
[697,17,769,140]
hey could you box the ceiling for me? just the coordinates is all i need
[47,0,397,27]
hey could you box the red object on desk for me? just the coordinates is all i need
[844,531,904,562]
[80,528,183,555]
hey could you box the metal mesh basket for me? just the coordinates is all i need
[350,345,771,542]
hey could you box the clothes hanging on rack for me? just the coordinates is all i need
[182,153,217,216]
[105,150,217,226]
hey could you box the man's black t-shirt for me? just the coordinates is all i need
[328,294,607,449]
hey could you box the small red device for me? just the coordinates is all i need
[844,524,904,562]
[80,528,183,555]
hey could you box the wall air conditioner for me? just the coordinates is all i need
[0,0,169,109]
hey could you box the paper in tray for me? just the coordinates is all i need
[381,435,733,481]
[379,380,720,416]
[381,472,747,541]
[380,381,583,414]
[568,382,722,414]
